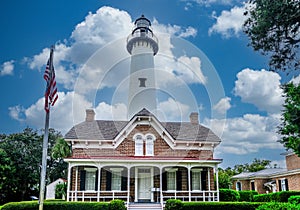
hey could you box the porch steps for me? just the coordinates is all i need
[128,203,162,210]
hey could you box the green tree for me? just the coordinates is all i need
[51,138,71,159]
[243,0,300,72]
[218,158,272,188]
[0,148,17,204]
[218,168,232,189]
[278,82,300,156]
[0,128,67,204]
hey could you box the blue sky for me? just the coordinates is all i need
[1,0,299,168]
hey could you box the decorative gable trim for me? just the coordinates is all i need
[113,115,175,149]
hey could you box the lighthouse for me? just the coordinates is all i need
[127,15,159,118]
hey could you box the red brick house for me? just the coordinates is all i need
[231,152,300,194]
[64,108,222,208]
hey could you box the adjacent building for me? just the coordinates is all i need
[231,152,300,194]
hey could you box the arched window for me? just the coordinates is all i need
[134,133,155,156]
[134,134,143,156]
[145,134,155,156]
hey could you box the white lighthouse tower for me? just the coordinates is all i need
[127,15,159,118]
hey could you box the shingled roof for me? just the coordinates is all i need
[65,108,221,142]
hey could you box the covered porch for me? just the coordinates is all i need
[66,159,221,204]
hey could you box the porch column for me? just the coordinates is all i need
[215,167,219,201]
[134,167,138,202]
[208,168,211,201]
[188,167,191,202]
[97,167,101,202]
[160,167,163,205]
[75,166,78,201]
[208,168,211,191]
[67,164,72,201]
[127,166,130,204]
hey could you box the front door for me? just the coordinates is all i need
[137,168,152,201]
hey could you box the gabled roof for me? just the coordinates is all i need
[65,108,221,143]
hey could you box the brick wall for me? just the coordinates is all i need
[286,153,300,171]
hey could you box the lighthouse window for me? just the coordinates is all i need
[138,78,147,87]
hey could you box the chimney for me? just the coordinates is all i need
[85,109,95,122]
[189,112,199,125]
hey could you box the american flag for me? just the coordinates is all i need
[44,48,58,112]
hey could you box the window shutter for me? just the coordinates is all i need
[201,171,207,191]
[176,170,182,191]
[162,172,167,191]
[121,169,127,191]
[285,179,289,191]
[80,170,86,191]
[95,170,98,191]
[278,180,282,191]
[106,170,112,191]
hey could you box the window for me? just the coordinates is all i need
[138,78,147,87]
[146,135,154,156]
[192,170,202,191]
[167,170,176,191]
[236,181,242,191]
[135,134,143,156]
[111,171,122,191]
[134,133,155,156]
[251,181,255,191]
[280,179,288,191]
[85,168,97,191]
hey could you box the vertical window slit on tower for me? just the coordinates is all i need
[138,78,147,87]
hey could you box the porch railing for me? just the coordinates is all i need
[162,190,219,202]
[69,190,127,202]
[68,190,219,202]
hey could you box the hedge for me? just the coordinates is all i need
[219,189,240,201]
[238,191,258,202]
[253,191,300,202]
[256,202,300,210]
[1,201,110,210]
[164,200,264,210]
[182,202,264,210]
[165,199,183,210]
[289,196,300,205]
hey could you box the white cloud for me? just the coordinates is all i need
[205,113,282,155]
[208,3,251,38]
[94,102,127,120]
[157,98,190,121]
[291,75,300,84]
[152,19,197,38]
[234,68,284,113]
[0,60,14,76]
[9,92,92,134]
[213,97,231,114]
[185,0,234,7]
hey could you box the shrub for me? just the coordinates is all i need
[182,202,264,210]
[254,191,300,202]
[165,199,183,210]
[55,182,67,199]
[1,201,109,210]
[256,202,300,210]
[239,191,258,202]
[219,189,240,201]
[108,199,126,210]
[289,196,300,205]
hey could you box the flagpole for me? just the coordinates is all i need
[39,46,54,210]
